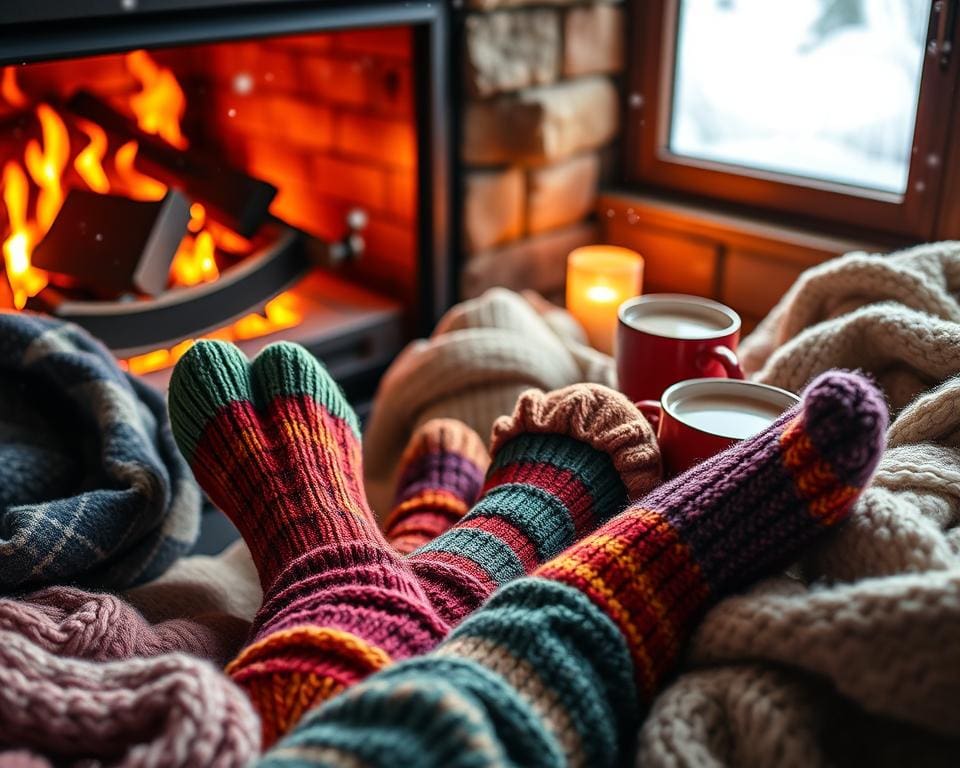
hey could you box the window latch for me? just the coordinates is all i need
[935,0,958,70]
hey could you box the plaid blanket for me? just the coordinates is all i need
[0,311,200,590]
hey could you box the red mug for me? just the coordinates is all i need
[616,294,744,404]
[638,378,800,477]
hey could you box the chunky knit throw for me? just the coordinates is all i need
[0,629,258,766]
[258,370,886,768]
[0,311,200,589]
[638,241,960,767]
[0,585,247,665]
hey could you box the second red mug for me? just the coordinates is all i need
[638,378,800,477]
[616,293,744,404]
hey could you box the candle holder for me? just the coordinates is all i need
[565,245,644,354]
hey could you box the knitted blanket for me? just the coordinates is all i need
[638,241,960,767]
[0,311,201,590]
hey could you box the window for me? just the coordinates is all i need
[626,0,959,238]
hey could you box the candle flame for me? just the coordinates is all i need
[585,284,620,303]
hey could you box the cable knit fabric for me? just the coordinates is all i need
[740,241,960,408]
[0,629,258,766]
[0,585,247,665]
[639,242,960,768]
[257,370,885,768]
[0,311,201,589]
[362,288,615,516]
[384,419,490,554]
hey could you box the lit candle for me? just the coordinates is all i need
[566,245,644,354]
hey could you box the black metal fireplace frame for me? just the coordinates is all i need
[0,0,456,336]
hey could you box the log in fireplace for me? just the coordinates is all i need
[0,0,454,408]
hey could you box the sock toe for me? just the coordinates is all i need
[490,384,662,500]
[404,419,490,473]
[251,341,360,439]
[168,340,253,462]
[798,370,888,487]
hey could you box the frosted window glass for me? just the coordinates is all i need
[669,0,929,193]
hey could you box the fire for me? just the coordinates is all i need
[169,203,219,287]
[24,104,70,230]
[1,49,302,371]
[74,119,110,194]
[115,140,168,201]
[1,67,27,108]
[126,50,188,150]
[123,292,304,375]
[1,162,46,309]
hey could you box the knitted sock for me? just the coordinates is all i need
[405,384,662,626]
[257,370,887,768]
[383,419,490,555]
[169,341,448,747]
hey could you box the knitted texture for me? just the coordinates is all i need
[169,340,448,747]
[0,311,200,589]
[124,538,261,626]
[384,419,490,554]
[257,370,885,768]
[0,585,247,665]
[406,384,661,625]
[740,241,960,410]
[363,288,615,516]
[0,629,258,766]
[637,244,960,768]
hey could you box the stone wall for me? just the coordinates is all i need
[460,0,625,301]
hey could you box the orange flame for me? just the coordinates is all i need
[2,162,46,309]
[74,119,110,194]
[1,67,27,108]
[24,104,70,231]
[123,292,303,375]
[115,140,167,201]
[170,203,220,287]
[126,50,188,150]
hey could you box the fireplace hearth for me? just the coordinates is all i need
[0,0,453,402]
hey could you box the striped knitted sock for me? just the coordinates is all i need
[169,341,448,747]
[405,384,662,626]
[257,370,887,768]
[383,419,490,555]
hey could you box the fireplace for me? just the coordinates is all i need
[0,1,453,407]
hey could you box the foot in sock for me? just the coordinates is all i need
[383,419,490,555]
[258,370,887,768]
[406,383,662,626]
[169,340,449,746]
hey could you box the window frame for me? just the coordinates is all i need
[624,0,960,239]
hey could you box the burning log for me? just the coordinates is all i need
[31,188,191,297]
[66,91,277,238]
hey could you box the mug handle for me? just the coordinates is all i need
[636,399,661,431]
[702,345,745,379]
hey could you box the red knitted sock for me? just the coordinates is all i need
[383,419,490,554]
[169,341,448,746]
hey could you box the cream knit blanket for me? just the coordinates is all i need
[638,242,960,767]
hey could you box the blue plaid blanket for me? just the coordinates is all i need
[0,311,200,590]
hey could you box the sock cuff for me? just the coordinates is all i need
[491,384,662,500]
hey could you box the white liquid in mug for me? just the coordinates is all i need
[628,311,727,339]
[672,394,783,440]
